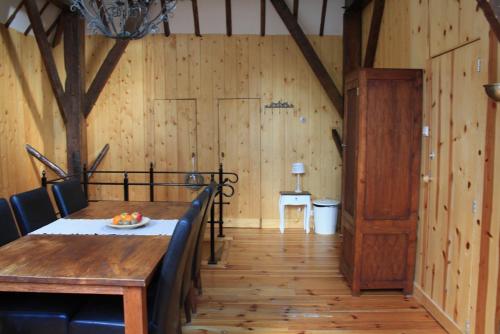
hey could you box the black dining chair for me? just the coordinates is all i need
[0,198,20,247]
[191,183,216,297]
[52,178,88,218]
[0,292,83,334]
[180,193,207,324]
[10,187,57,236]
[68,204,199,334]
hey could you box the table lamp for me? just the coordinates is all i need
[291,162,305,193]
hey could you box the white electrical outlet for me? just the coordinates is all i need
[422,126,430,137]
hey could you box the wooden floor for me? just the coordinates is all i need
[184,228,446,333]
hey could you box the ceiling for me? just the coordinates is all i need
[0,0,344,37]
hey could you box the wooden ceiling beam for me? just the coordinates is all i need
[48,0,70,9]
[4,0,25,29]
[45,12,60,38]
[24,0,50,36]
[24,0,67,122]
[161,0,171,36]
[84,40,129,117]
[225,0,232,36]
[270,0,343,116]
[344,0,372,13]
[477,0,500,41]
[319,0,328,36]
[52,15,64,48]
[343,9,362,77]
[261,0,266,36]
[293,0,299,19]
[192,0,201,37]
[95,0,110,30]
[363,0,385,67]
[164,21,171,36]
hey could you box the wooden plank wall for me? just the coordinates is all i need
[361,1,498,333]
[85,34,343,228]
[0,26,66,199]
[0,28,343,229]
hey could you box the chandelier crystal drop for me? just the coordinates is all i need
[71,0,177,40]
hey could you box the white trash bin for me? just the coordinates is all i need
[313,199,340,235]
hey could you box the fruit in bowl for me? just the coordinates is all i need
[112,212,143,225]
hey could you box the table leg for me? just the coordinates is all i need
[279,201,285,234]
[124,286,148,334]
[305,202,311,234]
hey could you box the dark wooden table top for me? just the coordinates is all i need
[0,235,168,287]
[0,201,191,287]
[70,200,191,220]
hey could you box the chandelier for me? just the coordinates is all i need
[71,0,177,40]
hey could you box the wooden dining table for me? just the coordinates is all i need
[0,200,191,334]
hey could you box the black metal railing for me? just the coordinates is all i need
[41,163,238,265]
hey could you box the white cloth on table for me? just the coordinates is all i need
[29,218,178,236]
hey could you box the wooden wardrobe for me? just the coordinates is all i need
[340,68,423,295]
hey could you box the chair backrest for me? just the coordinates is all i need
[150,203,201,334]
[192,183,216,280]
[180,198,205,303]
[51,178,88,217]
[10,188,57,236]
[0,199,20,247]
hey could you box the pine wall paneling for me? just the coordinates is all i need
[0,30,343,229]
[85,34,343,228]
[151,99,198,202]
[360,1,497,332]
[219,98,261,227]
[0,27,66,199]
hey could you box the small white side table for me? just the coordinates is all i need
[279,191,312,234]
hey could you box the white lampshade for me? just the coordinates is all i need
[291,162,305,174]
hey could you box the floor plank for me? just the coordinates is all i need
[184,228,446,333]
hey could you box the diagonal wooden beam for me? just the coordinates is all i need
[363,0,385,67]
[24,0,50,36]
[87,144,110,178]
[477,0,500,41]
[225,0,232,36]
[293,0,299,19]
[261,0,266,36]
[25,144,68,177]
[24,0,67,122]
[84,40,129,117]
[270,0,343,116]
[319,0,328,36]
[332,129,343,159]
[192,0,201,37]
[4,0,25,29]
